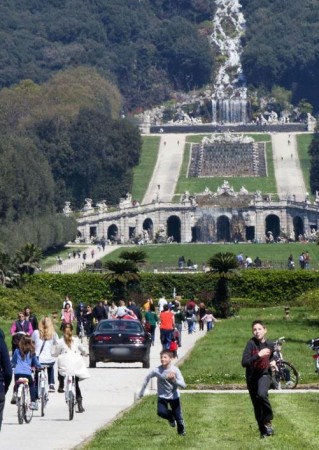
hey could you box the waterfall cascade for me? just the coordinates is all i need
[211,0,249,124]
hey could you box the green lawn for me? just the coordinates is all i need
[181,306,319,386]
[84,393,319,450]
[296,134,313,199]
[100,242,319,270]
[132,136,160,203]
[173,133,276,201]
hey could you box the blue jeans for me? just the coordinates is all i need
[157,397,183,424]
[187,319,194,334]
[175,323,183,345]
[207,322,214,331]
[160,329,173,350]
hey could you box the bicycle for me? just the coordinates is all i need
[64,374,76,420]
[37,366,50,417]
[308,337,319,373]
[271,336,299,389]
[15,377,33,424]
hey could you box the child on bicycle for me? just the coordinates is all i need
[137,350,186,436]
[52,323,89,413]
[241,320,276,438]
[11,335,42,410]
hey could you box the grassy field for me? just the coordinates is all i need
[100,242,319,270]
[83,393,319,450]
[181,306,319,386]
[132,136,160,203]
[83,305,319,449]
[296,134,313,198]
[173,133,276,201]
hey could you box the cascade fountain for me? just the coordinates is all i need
[211,0,249,124]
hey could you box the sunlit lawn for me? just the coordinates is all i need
[100,242,319,270]
[296,134,313,199]
[84,392,319,450]
[132,136,161,203]
[181,306,319,386]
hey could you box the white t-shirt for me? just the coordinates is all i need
[158,297,167,312]
[32,330,59,364]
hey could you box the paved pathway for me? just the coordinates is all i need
[1,327,204,449]
[142,134,186,204]
[45,244,121,274]
[271,132,307,201]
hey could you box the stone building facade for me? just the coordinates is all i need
[70,183,319,245]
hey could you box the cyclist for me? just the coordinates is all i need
[11,335,42,410]
[32,316,59,393]
[52,323,89,413]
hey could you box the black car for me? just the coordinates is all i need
[89,319,151,368]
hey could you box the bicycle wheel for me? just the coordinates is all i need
[275,361,299,389]
[24,387,33,423]
[40,386,45,417]
[17,389,24,425]
[68,391,75,421]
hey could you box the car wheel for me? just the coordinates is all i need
[89,357,96,368]
[142,358,150,368]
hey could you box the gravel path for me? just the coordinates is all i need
[271,132,307,201]
[142,134,186,204]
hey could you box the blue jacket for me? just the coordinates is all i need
[11,349,42,376]
[0,332,12,394]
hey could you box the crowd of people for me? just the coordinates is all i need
[0,294,218,434]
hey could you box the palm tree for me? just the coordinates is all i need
[119,249,148,266]
[103,259,140,300]
[207,252,239,318]
[14,243,43,275]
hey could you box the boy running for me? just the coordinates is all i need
[138,350,186,435]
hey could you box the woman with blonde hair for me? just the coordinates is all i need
[52,323,89,413]
[32,316,59,392]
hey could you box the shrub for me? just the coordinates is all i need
[295,288,319,312]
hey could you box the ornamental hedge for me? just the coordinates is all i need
[25,270,319,307]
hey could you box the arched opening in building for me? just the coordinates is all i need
[245,226,255,241]
[265,214,280,240]
[293,216,304,241]
[89,226,97,239]
[167,216,181,243]
[191,226,200,242]
[129,227,136,239]
[216,215,231,242]
[107,224,118,243]
[143,218,154,240]
[76,230,83,241]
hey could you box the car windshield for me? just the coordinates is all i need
[98,320,143,333]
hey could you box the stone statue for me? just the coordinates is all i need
[96,200,108,212]
[63,201,72,215]
[239,186,249,195]
[83,198,93,211]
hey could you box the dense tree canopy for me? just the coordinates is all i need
[0,0,214,110]
[0,67,141,253]
[241,0,319,110]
